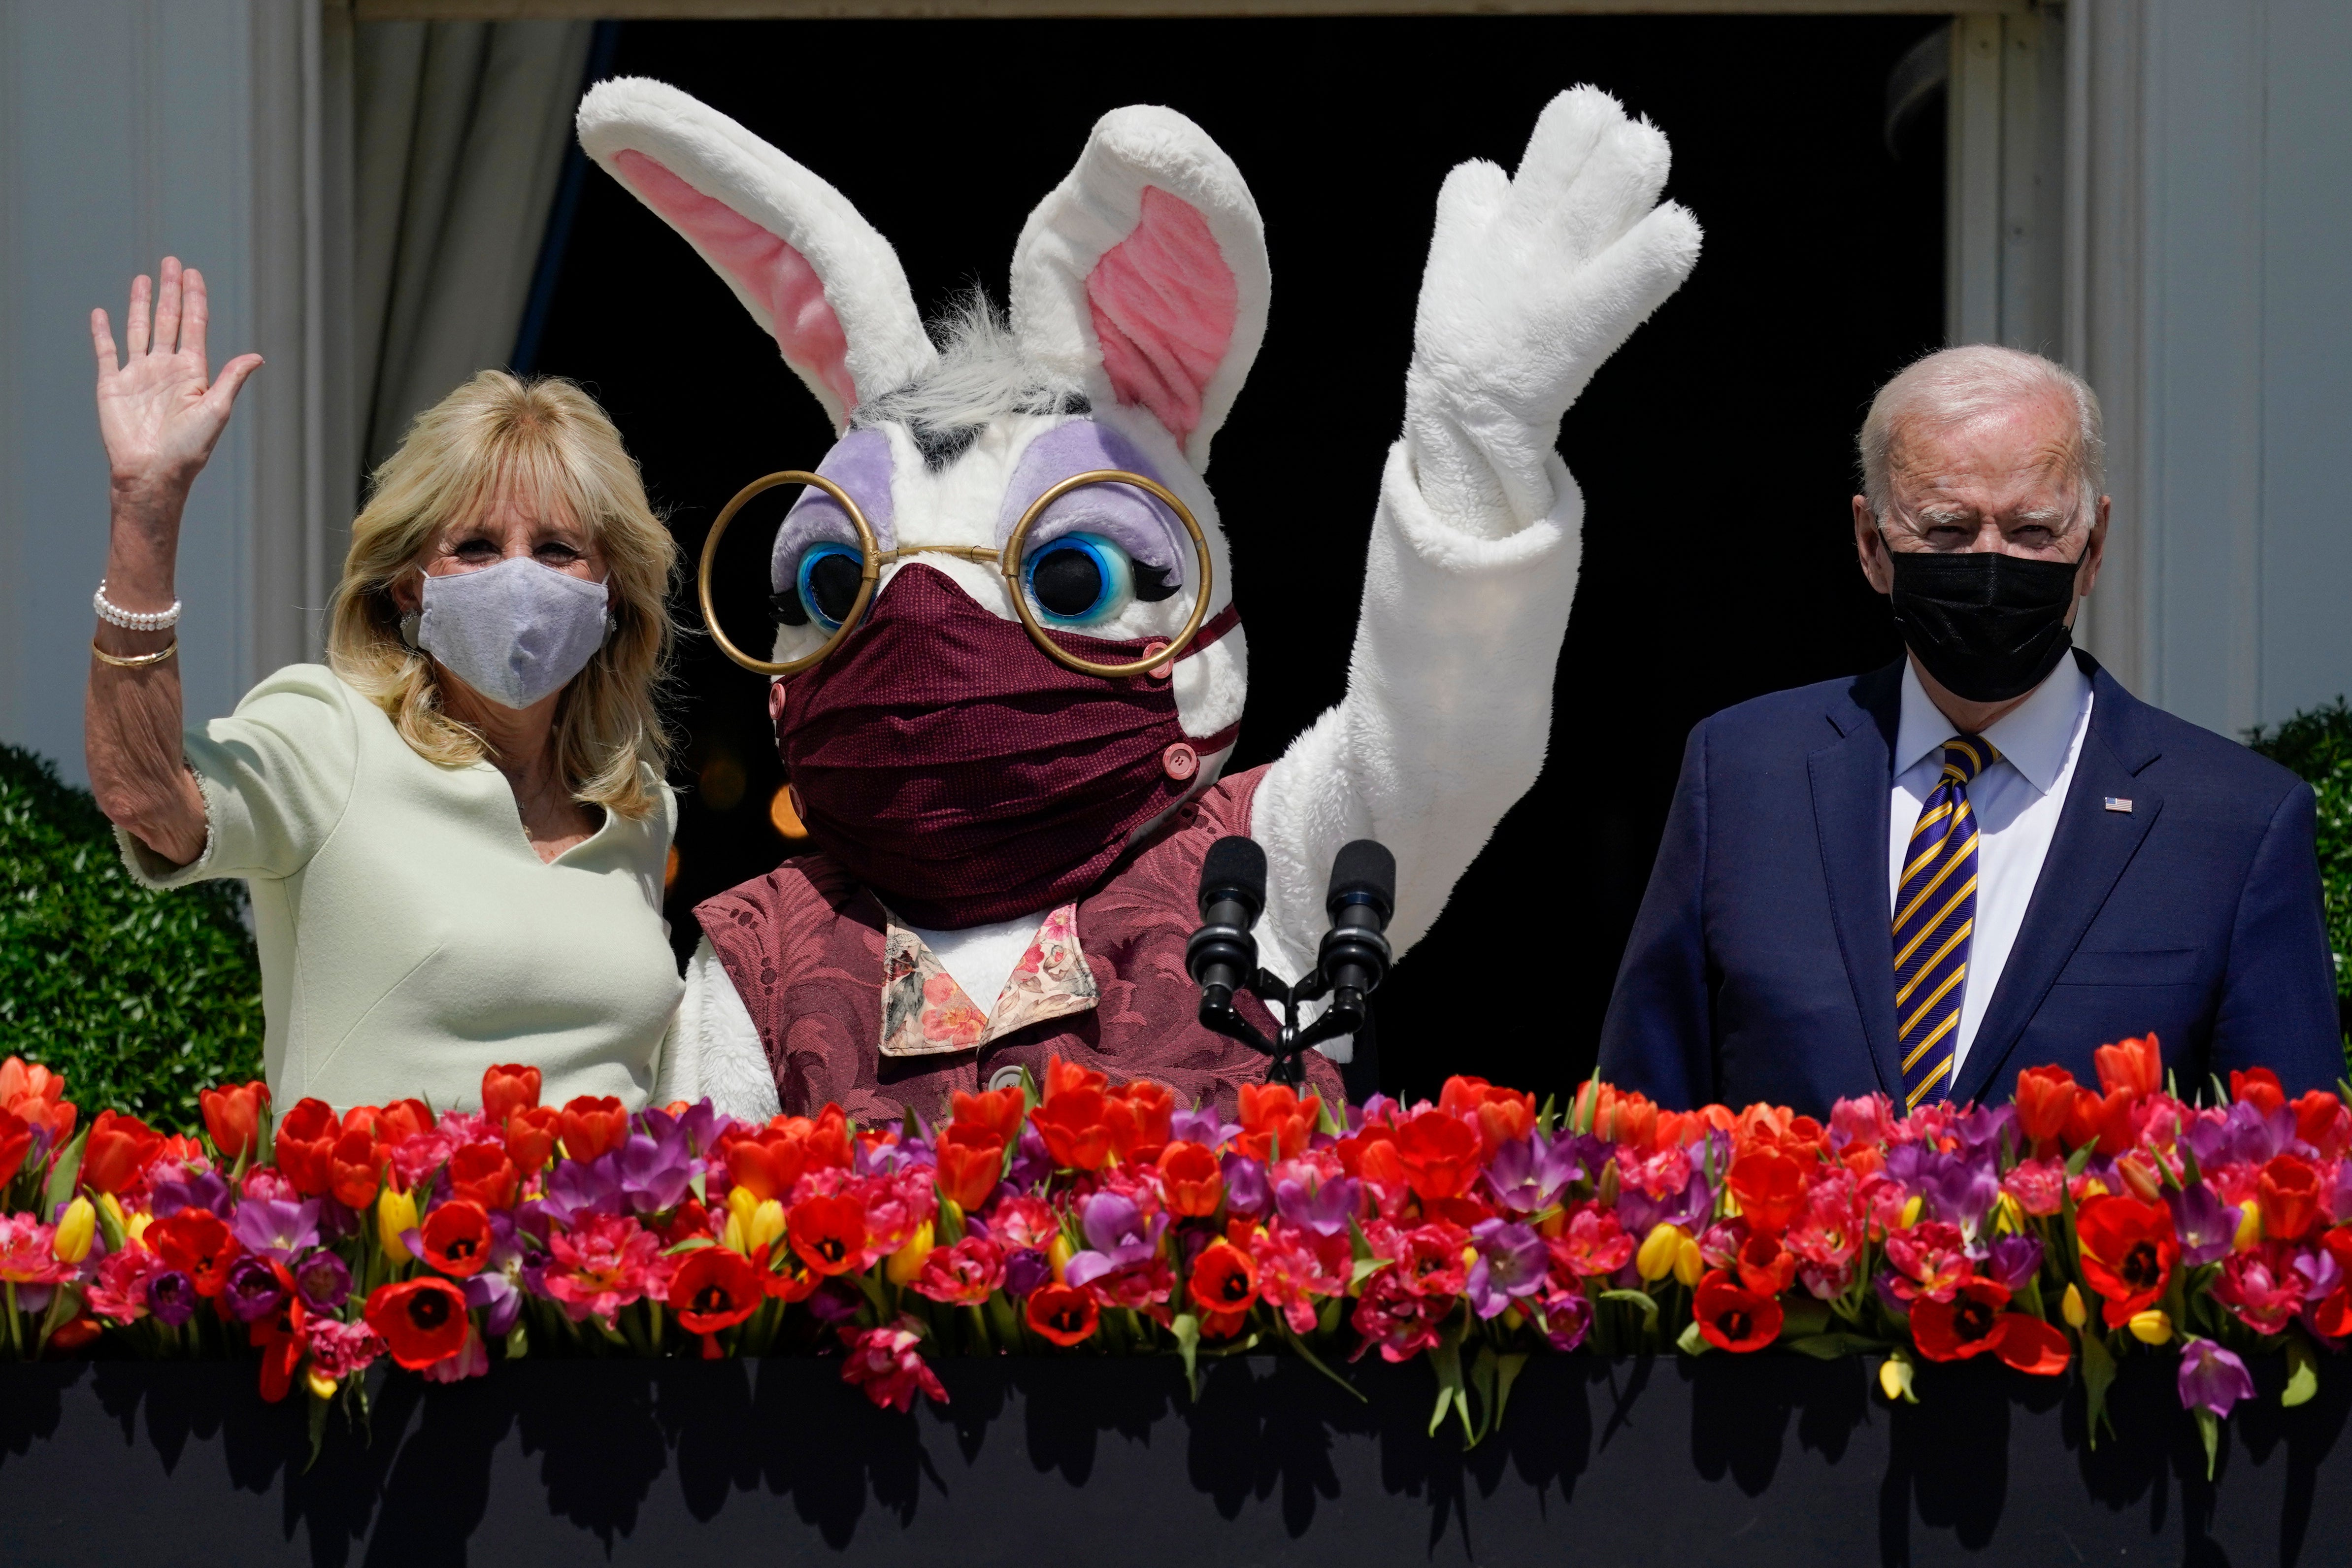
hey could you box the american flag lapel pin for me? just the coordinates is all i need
[2104,797,2134,813]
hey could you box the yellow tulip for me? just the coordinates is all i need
[1673,1234,1706,1289]
[2235,1201,2263,1251]
[125,1211,153,1249]
[1991,1192,2023,1236]
[1880,1357,1917,1403]
[886,1222,936,1286]
[1048,1233,1075,1283]
[748,1199,785,1255]
[52,1197,95,1264]
[305,1367,340,1401]
[1636,1223,1687,1283]
[2061,1283,2088,1329]
[378,1186,418,1264]
[2128,1309,2173,1346]
[1897,1195,1924,1230]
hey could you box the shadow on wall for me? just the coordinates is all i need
[528,14,1946,1104]
[0,1354,2346,1566]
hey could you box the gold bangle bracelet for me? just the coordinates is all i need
[91,638,178,669]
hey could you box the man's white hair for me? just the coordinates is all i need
[1858,344,2105,519]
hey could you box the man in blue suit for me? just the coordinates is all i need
[1598,345,2341,1118]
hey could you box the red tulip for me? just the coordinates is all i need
[1236,1082,1322,1165]
[2231,1067,2286,1117]
[2258,1154,2322,1243]
[329,1128,387,1209]
[1693,1272,1783,1352]
[1727,1149,1807,1237]
[934,1125,1005,1213]
[364,1278,471,1369]
[0,1107,31,1190]
[723,1125,811,1203]
[2013,1066,2077,1151]
[1031,1082,1118,1172]
[2075,1194,2178,1326]
[419,1200,492,1278]
[2295,1091,2352,1159]
[2093,1034,2163,1100]
[273,1099,339,1197]
[1189,1240,1260,1316]
[79,1110,164,1195]
[1026,1282,1100,1346]
[1440,1076,1537,1154]
[149,1207,240,1296]
[559,1096,629,1164]
[1910,1278,2071,1373]
[1112,1079,1175,1158]
[950,1085,1027,1147]
[198,1081,270,1163]
[1157,1140,1224,1218]
[1735,1233,1798,1297]
[480,1064,541,1127]
[787,1193,867,1276]
[1392,1110,1480,1201]
[448,1143,518,1210]
[670,1247,762,1353]
[506,1104,562,1174]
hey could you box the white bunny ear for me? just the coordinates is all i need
[1009,106,1269,472]
[577,78,934,432]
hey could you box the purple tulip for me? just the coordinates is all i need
[538,1156,623,1226]
[1485,1134,1581,1215]
[222,1256,286,1323]
[2295,1246,2344,1312]
[293,1250,352,1312]
[1465,1219,1549,1319]
[147,1167,232,1221]
[1005,1124,1055,1192]
[1003,1248,1051,1299]
[2185,1102,2296,1170]
[613,1131,693,1215]
[1221,1153,1270,1220]
[232,1197,321,1263]
[1172,1107,1239,1150]
[2166,1182,2238,1267]
[2177,1336,2255,1419]
[147,1269,197,1328]
[1064,1192,1165,1287]
[1982,1235,2045,1292]
[464,1268,521,1337]
[1275,1173,1361,1238]
[1540,1287,1594,1351]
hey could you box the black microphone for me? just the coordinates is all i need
[1186,836,1267,1018]
[1316,839,1395,1023]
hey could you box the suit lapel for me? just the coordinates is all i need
[1808,667,1905,1099]
[1950,662,2164,1105]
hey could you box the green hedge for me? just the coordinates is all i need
[0,744,263,1130]
[2247,699,2352,1007]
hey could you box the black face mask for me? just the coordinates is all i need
[1886,549,2082,703]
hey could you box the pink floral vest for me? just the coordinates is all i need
[696,765,1347,1126]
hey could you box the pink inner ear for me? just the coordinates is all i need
[1085,186,1238,448]
[614,149,857,413]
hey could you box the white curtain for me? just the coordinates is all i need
[353,19,594,472]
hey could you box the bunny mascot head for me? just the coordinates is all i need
[586,80,1700,1122]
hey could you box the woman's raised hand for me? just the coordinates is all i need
[92,258,262,514]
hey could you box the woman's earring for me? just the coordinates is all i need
[604,611,619,643]
[399,610,422,650]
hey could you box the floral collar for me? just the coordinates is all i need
[878,904,1099,1058]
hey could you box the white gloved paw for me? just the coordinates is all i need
[1407,87,1702,534]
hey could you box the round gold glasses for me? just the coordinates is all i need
[696,467,1216,680]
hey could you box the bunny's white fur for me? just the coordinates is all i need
[597,85,1699,1112]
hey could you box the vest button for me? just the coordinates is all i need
[986,1064,1025,1094]
[1161,742,1198,781]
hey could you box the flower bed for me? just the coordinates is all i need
[1,1036,2345,1475]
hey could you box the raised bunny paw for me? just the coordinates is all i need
[1406,87,1702,535]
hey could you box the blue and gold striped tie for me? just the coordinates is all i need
[1893,735,1997,1110]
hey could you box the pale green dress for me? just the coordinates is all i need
[119,664,682,1112]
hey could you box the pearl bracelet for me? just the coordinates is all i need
[94,581,181,632]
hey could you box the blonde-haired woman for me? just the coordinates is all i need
[85,258,683,1112]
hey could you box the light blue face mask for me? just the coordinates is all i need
[412,556,611,710]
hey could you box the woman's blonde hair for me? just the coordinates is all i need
[327,371,676,819]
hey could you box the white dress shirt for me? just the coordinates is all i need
[1886,655,2094,1074]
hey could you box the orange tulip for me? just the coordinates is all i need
[949,1085,1026,1146]
[329,1128,388,1209]
[1157,1140,1225,1217]
[0,1056,75,1142]
[2013,1066,2077,1152]
[2257,1154,2322,1243]
[198,1081,270,1163]
[934,1124,1005,1212]
[480,1064,541,1127]
[2092,1034,2163,1101]
[80,1110,163,1196]
[558,1096,629,1164]
[1726,1148,1806,1237]
[506,1103,562,1174]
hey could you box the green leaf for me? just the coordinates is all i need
[2285,1330,2319,1408]
[1491,1350,1529,1432]
[2196,1407,2221,1481]
[1171,1313,1201,1402]
[305,1390,332,1473]
[2065,1140,2098,1179]
[42,1129,87,1216]
[1428,1315,1469,1440]
[1465,1342,1499,1448]
[1600,1287,1661,1332]
[1675,1319,1711,1357]
[1778,1297,1832,1338]
[1784,1332,1891,1360]
[1281,1322,1366,1403]
[2079,1329,2118,1449]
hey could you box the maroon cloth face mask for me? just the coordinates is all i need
[775,563,1239,929]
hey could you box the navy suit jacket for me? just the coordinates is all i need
[1597,652,2342,1117]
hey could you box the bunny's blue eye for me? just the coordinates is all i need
[771,541,863,631]
[1024,533,1134,626]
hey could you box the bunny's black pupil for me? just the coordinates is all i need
[1031,545,1104,617]
[806,553,862,624]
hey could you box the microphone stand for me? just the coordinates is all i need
[1196,966,1363,1090]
